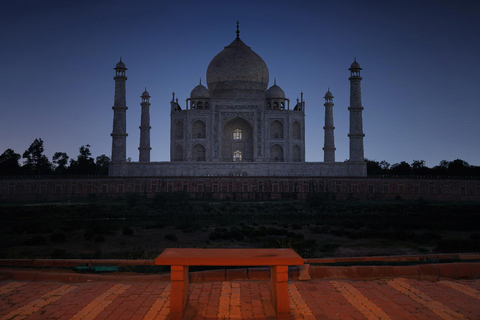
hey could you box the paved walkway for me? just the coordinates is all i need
[0,278,479,319]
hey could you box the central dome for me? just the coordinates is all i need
[206,37,269,94]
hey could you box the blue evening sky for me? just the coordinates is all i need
[1,0,479,167]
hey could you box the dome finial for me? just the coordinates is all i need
[274,78,276,85]
[236,20,240,39]
[199,78,201,85]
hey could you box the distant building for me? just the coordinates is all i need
[109,24,366,177]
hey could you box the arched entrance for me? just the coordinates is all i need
[221,117,253,161]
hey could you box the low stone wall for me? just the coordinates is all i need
[108,161,367,177]
[0,176,479,202]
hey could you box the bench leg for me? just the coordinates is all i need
[270,265,290,319]
[170,265,189,320]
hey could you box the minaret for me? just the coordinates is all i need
[111,58,128,162]
[323,89,335,162]
[348,58,365,162]
[138,88,151,162]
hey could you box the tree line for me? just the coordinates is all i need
[1,138,479,178]
[366,159,480,177]
[0,138,109,176]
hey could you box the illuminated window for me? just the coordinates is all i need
[233,129,242,140]
[233,150,242,162]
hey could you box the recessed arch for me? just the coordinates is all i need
[270,120,283,139]
[174,145,183,161]
[222,117,253,161]
[292,121,301,139]
[292,145,301,162]
[192,144,206,161]
[270,144,284,161]
[174,121,184,139]
[192,120,206,139]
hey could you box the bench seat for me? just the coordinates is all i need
[155,248,303,319]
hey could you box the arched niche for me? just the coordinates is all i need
[270,120,283,139]
[174,145,183,161]
[292,145,301,162]
[270,144,284,161]
[192,120,206,139]
[192,144,206,161]
[221,117,253,161]
[292,121,301,139]
[174,121,184,139]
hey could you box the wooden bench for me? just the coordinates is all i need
[155,248,304,320]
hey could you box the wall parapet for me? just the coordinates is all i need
[0,176,479,202]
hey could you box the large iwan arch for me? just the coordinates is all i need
[221,117,253,161]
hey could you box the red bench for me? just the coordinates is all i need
[155,248,304,320]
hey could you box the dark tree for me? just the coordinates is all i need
[22,138,52,175]
[447,159,471,176]
[366,159,383,175]
[53,152,69,174]
[390,161,412,176]
[411,160,431,175]
[69,144,96,175]
[95,154,110,175]
[0,149,22,175]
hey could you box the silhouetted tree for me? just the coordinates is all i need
[95,154,110,175]
[379,161,390,171]
[366,159,391,175]
[390,161,412,176]
[412,160,431,175]
[448,159,471,176]
[0,149,22,175]
[366,159,383,175]
[22,138,52,175]
[69,144,96,175]
[53,152,69,174]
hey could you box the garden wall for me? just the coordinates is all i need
[0,177,479,202]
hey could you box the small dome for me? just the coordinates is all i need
[190,83,210,99]
[266,84,285,99]
[349,58,361,70]
[324,89,333,99]
[141,88,150,98]
[115,58,126,70]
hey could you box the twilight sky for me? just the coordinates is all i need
[1,0,479,167]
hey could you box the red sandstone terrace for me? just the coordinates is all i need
[155,248,304,320]
[1,254,480,319]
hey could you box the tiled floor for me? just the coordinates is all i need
[0,278,479,319]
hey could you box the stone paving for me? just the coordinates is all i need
[0,278,479,319]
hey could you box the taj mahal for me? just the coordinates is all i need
[109,25,366,177]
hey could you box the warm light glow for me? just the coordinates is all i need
[233,150,242,161]
[233,129,242,140]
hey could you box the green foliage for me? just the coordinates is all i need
[23,235,47,246]
[53,152,69,174]
[69,144,96,174]
[367,158,480,177]
[22,138,52,175]
[435,239,480,253]
[95,154,110,175]
[122,227,134,235]
[94,235,105,243]
[84,230,95,240]
[261,236,317,258]
[50,248,71,259]
[0,148,22,175]
[50,232,66,242]
[164,234,177,241]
